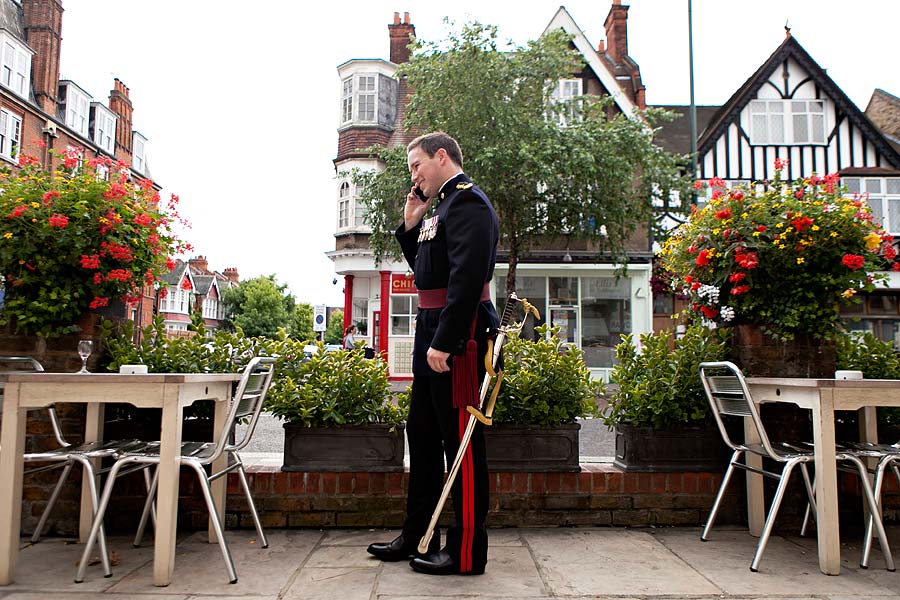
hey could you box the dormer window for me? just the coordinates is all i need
[58,81,91,138]
[90,103,116,155]
[0,33,31,99]
[550,79,582,127]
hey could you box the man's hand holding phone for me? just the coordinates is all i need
[404,185,431,232]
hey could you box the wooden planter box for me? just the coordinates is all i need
[282,423,405,472]
[613,423,727,472]
[484,423,580,472]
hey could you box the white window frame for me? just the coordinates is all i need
[0,34,31,99]
[390,295,418,336]
[0,108,21,161]
[62,83,91,137]
[749,99,825,145]
[353,184,368,228]
[844,176,900,236]
[340,77,353,124]
[550,78,582,127]
[132,132,148,175]
[339,74,378,125]
[91,103,117,155]
[338,181,350,228]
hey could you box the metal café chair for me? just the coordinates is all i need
[75,356,276,584]
[698,361,894,572]
[0,356,145,577]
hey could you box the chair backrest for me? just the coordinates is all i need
[699,361,782,459]
[0,357,69,448]
[211,356,276,457]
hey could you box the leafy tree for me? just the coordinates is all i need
[222,275,299,338]
[324,309,344,344]
[292,302,314,343]
[354,22,690,293]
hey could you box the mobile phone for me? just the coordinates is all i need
[414,186,428,202]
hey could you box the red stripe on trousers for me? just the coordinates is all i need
[459,408,473,572]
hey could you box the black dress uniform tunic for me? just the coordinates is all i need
[395,172,499,574]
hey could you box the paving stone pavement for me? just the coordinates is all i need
[1,525,899,599]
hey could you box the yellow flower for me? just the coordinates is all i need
[830,232,838,238]
[842,289,857,298]
[99,217,109,225]
[778,244,786,249]
[811,225,820,231]
[784,227,793,233]
[797,257,805,264]
[741,213,749,219]
[752,231,761,237]
[775,223,784,229]
[712,228,720,235]
[865,232,883,251]
[29,202,38,208]
[3,232,11,239]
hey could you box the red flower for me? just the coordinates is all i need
[893,262,900,272]
[690,282,701,290]
[103,182,128,200]
[734,250,758,269]
[79,254,100,269]
[89,297,109,309]
[711,189,724,200]
[730,285,751,295]
[695,249,711,267]
[106,269,133,282]
[884,245,898,260]
[754,225,767,232]
[165,257,177,271]
[842,254,866,270]
[699,306,719,319]
[728,272,746,283]
[714,209,732,220]
[48,214,69,228]
[791,216,814,232]
[709,177,725,188]
[692,180,705,190]
[774,157,790,170]
[159,287,169,299]
[17,153,39,167]
[180,278,193,291]
[42,190,59,204]
[8,204,27,218]
[133,213,152,227]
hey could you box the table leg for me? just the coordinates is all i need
[208,389,229,544]
[153,385,184,587]
[812,388,840,575]
[0,384,26,584]
[79,403,104,543]
[744,416,764,536]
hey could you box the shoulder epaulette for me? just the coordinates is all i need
[456,182,473,190]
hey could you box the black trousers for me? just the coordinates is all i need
[402,372,489,572]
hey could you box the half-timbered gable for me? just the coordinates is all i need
[697,32,900,189]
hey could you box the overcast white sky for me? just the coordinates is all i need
[57,1,899,307]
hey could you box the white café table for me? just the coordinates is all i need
[745,377,900,575]
[0,371,242,587]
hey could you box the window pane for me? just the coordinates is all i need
[791,101,806,113]
[811,114,825,143]
[866,197,884,227]
[390,295,409,314]
[843,177,860,193]
[549,277,577,305]
[391,316,409,335]
[865,179,882,194]
[887,179,900,194]
[751,114,767,142]
[581,277,631,368]
[769,114,784,143]
[889,198,900,233]
[868,295,897,315]
[793,114,808,143]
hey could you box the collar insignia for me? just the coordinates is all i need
[456,182,473,190]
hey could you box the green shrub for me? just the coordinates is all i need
[836,331,900,425]
[490,324,602,427]
[603,324,729,429]
[102,317,404,428]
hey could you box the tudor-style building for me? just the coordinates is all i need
[329,3,656,380]
[156,257,239,336]
[653,30,900,343]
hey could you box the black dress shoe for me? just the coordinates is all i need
[410,550,485,575]
[367,534,439,562]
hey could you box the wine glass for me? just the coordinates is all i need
[77,339,93,373]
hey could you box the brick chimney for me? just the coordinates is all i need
[222,268,240,283]
[188,255,209,274]
[22,0,63,115]
[604,0,629,66]
[388,11,415,64]
[108,78,133,157]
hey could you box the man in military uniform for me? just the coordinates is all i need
[367,132,499,575]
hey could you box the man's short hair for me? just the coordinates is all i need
[407,131,464,168]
